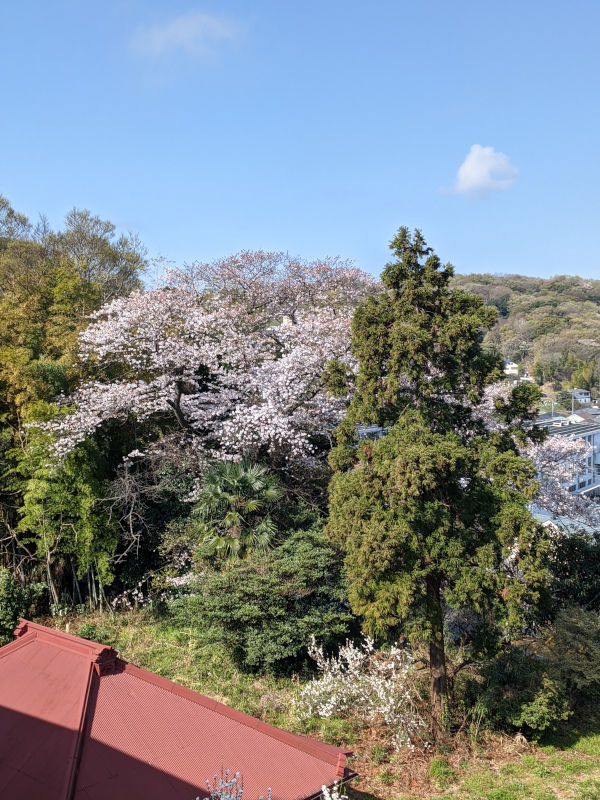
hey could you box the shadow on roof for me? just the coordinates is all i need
[0,704,210,800]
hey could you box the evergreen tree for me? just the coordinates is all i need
[327,228,549,740]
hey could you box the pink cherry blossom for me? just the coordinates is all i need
[49,252,377,466]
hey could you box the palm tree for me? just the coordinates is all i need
[189,461,284,559]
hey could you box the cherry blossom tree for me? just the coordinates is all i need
[49,251,376,470]
[527,435,600,523]
[477,383,600,525]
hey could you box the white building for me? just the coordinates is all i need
[536,417,600,496]
[504,360,519,377]
[569,388,592,405]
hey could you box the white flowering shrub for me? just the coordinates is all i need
[196,769,271,800]
[321,781,345,800]
[296,636,423,749]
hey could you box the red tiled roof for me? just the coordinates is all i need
[0,620,355,800]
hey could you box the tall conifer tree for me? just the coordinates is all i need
[327,228,549,740]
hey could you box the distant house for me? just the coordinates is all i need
[504,360,519,377]
[0,620,355,800]
[572,407,600,423]
[569,388,592,405]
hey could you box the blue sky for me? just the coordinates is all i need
[1,0,599,280]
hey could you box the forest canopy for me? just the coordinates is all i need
[452,272,600,389]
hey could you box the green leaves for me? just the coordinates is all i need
[188,460,284,560]
[0,569,43,644]
[16,433,119,584]
[327,227,551,734]
[172,528,355,674]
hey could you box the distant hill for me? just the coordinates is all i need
[451,274,600,389]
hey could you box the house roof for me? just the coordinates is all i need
[535,412,567,423]
[543,421,600,437]
[0,620,354,800]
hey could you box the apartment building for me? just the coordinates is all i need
[536,415,600,496]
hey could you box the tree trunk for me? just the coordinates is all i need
[427,575,448,743]
[71,561,83,605]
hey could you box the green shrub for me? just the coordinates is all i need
[544,608,600,697]
[77,621,113,644]
[475,647,571,735]
[550,533,600,612]
[0,569,42,644]
[170,528,357,674]
[78,622,98,640]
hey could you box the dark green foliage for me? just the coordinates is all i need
[334,227,501,441]
[327,227,550,736]
[469,609,600,736]
[544,608,600,696]
[0,569,42,644]
[328,416,548,645]
[474,647,570,735]
[322,359,354,398]
[171,528,356,674]
[557,390,573,409]
[550,531,600,612]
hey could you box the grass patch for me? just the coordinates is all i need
[461,766,498,795]
[546,754,593,776]
[543,708,600,757]
[574,778,600,800]
[427,757,456,788]
[499,763,527,778]
[61,612,299,729]
[377,768,396,786]
[370,745,390,765]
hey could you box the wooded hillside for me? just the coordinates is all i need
[452,273,600,389]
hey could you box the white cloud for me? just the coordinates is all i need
[453,144,518,195]
[131,11,237,59]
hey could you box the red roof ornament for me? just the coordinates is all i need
[0,620,355,800]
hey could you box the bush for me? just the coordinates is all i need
[550,531,600,612]
[296,636,423,749]
[170,528,357,674]
[0,569,41,644]
[474,647,570,735]
[77,621,114,644]
[543,608,600,697]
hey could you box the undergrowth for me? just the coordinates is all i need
[49,611,600,800]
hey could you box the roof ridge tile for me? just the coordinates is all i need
[15,619,117,664]
[120,660,352,766]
